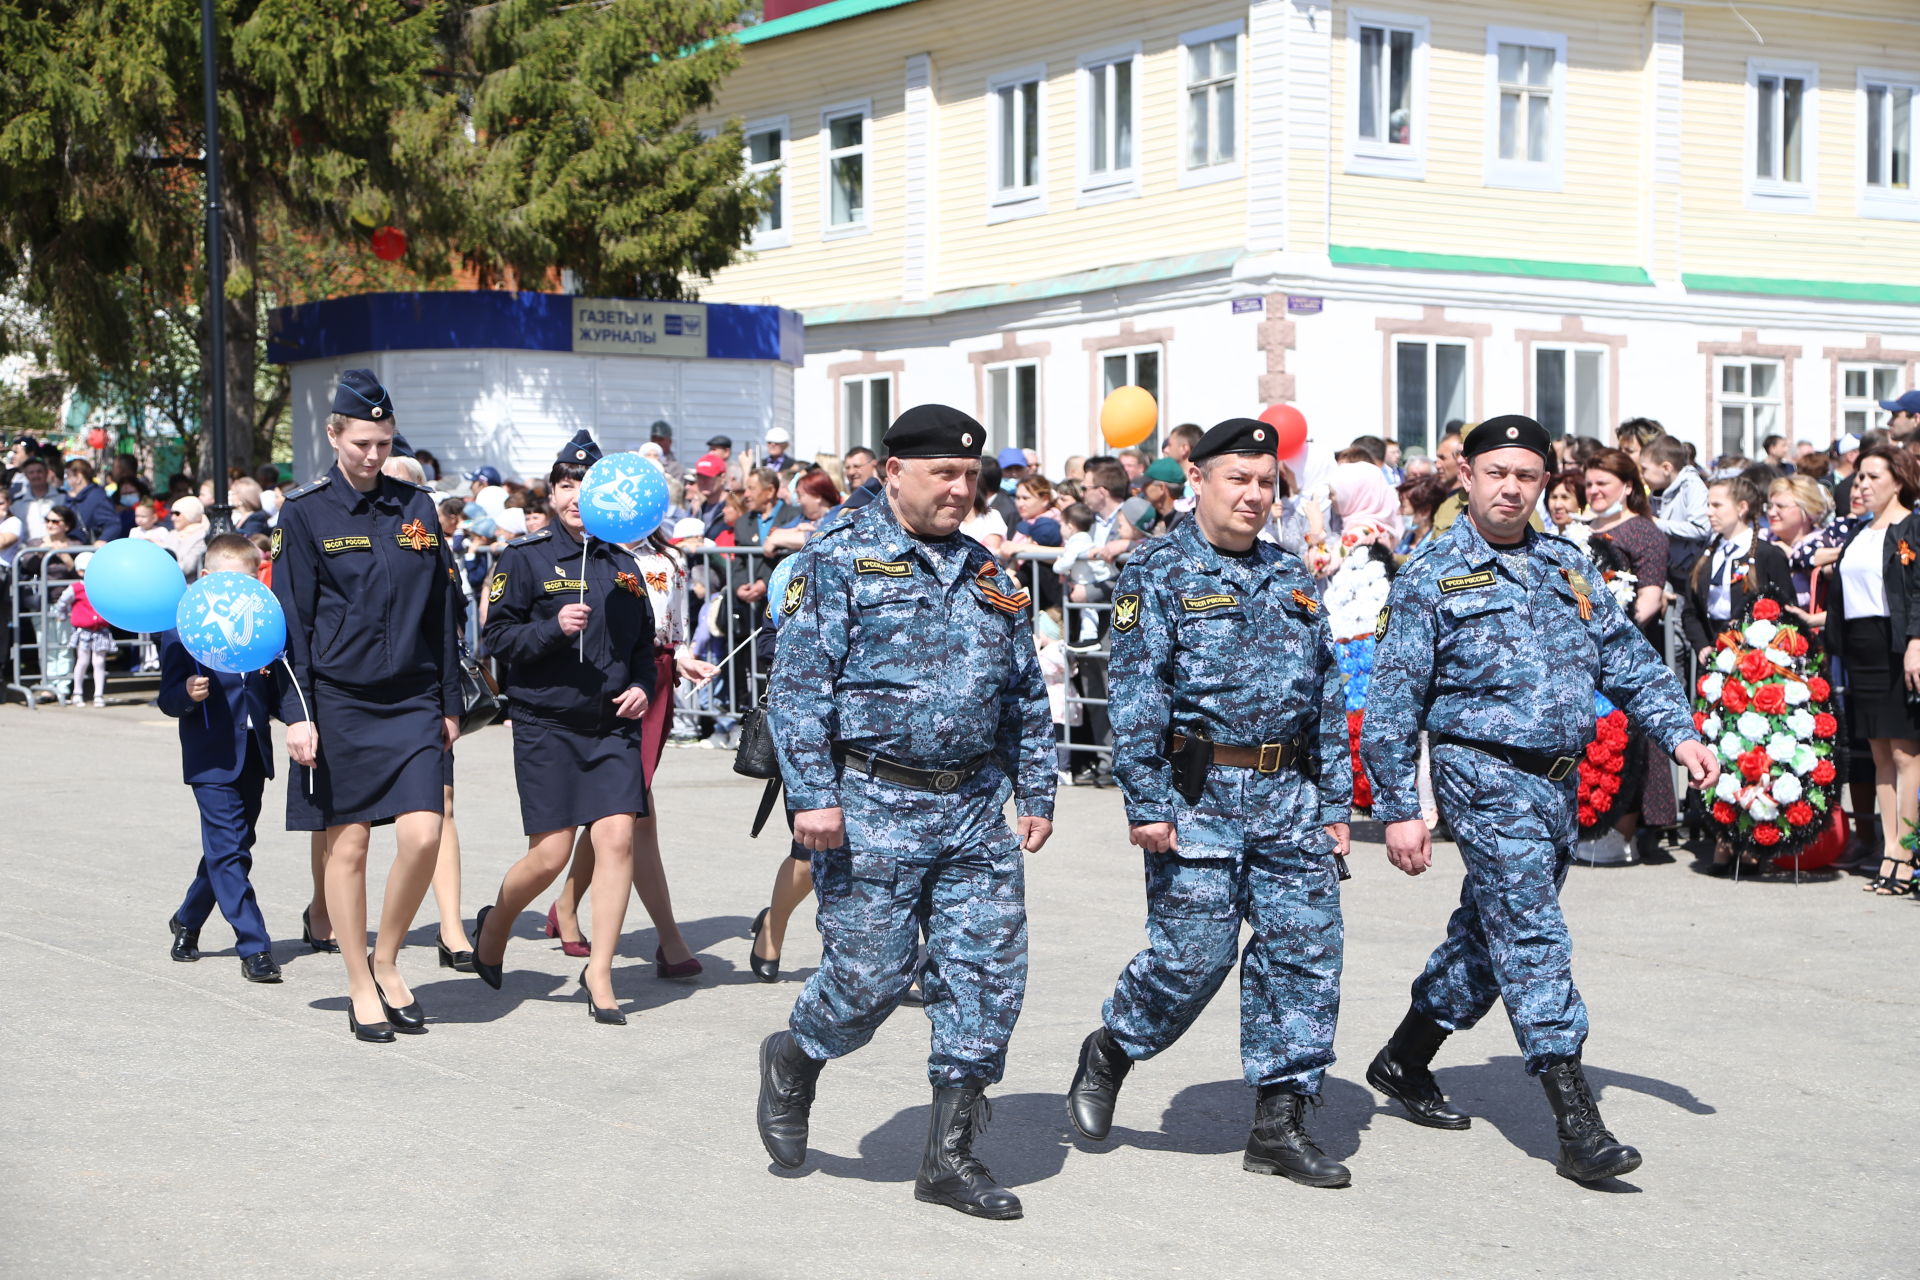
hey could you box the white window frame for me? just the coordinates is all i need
[1099,345,1163,450]
[1392,337,1470,457]
[1714,357,1785,461]
[1179,20,1244,189]
[986,65,1048,223]
[1483,26,1566,192]
[1858,68,1919,221]
[744,115,789,250]
[1346,9,1429,180]
[985,360,1041,454]
[1077,43,1142,206]
[841,373,893,453]
[1839,362,1906,435]
[1745,59,1818,213]
[820,99,872,239]
[1532,345,1608,440]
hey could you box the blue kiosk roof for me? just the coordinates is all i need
[267,291,804,366]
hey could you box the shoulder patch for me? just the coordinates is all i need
[1113,593,1142,632]
[1375,606,1391,641]
[284,476,331,501]
[781,574,807,616]
[1438,571,1497,594]
[855,557,913,577]
[269,528,284,561]
[488,572,508,603]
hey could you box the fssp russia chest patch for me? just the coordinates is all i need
[855,558,912,577]
[1181,594,1238,612]
[320,536,372,555]
[1438,571,1496,594]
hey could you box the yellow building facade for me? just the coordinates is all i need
[697,0,1920,466]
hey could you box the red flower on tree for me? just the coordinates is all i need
[1786,801,1815,827]
[1808,676,1831,701]
[1813,713,1838,739]
[1753,683,1787,715]
[1738,748,1771,782]
[1752,823,1781,846]
[1721,681,1749,714]
[1739,649,1773,683]
[1811,758,1836,785]
[1712,800,1737,824]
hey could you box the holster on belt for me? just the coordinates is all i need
[1167,729,1214,805]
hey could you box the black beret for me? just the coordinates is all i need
[557,429,603,467]
[389,432,416,459]
[707,434,733,449]
[1463,414,1553,462]
[331,368,394,421]
[882,404,987,460]
[1189,417,1279,464]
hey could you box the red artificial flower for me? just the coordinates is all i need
[1813,713,1838,739]
[1752,683,1787,715]
[1596,771,1621,797]
[1697,673,1714,699]
[1739,649,1773,683]
[1711,800,1737,825]
[1716,629,1741,651]
[1811,759,1836,785]
[1753,823,1781,846]
[1808,676,1831,701]
[1751,598,1781,621]
[1786,801,1815,827]
[1738,747,1771,782]
[1577,806,1599,828]
[1693,711,1709,734]
[1780,630,1808,658]
[1721,681,1749,714]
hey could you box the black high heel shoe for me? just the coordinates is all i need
[749,907,780,984]
[437,934,475,973]
[347,1008,394,1043]
[302,905,340,954]
[369,955,427,1033]
[579,967,627,1025]
[471,905,504,990]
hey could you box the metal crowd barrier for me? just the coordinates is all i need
[3,542,155,708]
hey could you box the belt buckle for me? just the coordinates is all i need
[1256,742,1284,774]
[1547,755,1576,782]
[931,770,960,793]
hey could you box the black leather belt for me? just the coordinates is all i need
[1434,732,1578,782]
[1168,732,1308,773]
[832,743,993,794]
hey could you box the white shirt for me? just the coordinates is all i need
[959,508,1007,543]
[0,514,21,567]
[631,548,690,648]
[1840,527,1889,619]
[1706,529,1753,621]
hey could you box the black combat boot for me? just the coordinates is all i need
[1540,1059,1642,1183]
[756,1031,825,1169]
[1243,1087,1350,1188]
[914,1084,1022,1220]
[1366,1008,1470,1130]
[1066,1027,1134,1141]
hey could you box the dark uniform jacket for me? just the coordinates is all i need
[156,629,279,785]
[269,465,462,721]
[481,525,657,732]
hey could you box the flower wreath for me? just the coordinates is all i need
[1324,543,1395,810]
[1693,597,1841,859]
[1567,529,1641,835]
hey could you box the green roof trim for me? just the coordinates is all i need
[1682,273,1920,305]
[798,248,1244,326]
[1330,244,1653,285]
[736,0,930,46]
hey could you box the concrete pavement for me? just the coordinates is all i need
[0,700,1910,1279]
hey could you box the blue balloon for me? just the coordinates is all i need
[578,453,672,543]
[174,572,287,673]
[82,537,187,633]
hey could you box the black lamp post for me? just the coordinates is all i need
[200,0,232,534]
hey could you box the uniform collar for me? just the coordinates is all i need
[1172,515,1271,586]
[325,463,404,514]
[862,493,969,585]
[1452,513,1534,572]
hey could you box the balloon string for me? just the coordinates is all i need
[196,659,209,729]
[580,534,589,661]
[279,654,314,797]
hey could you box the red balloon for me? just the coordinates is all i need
[1258,404,1308,458]
[371,225,408,262]
[87,427,108,451]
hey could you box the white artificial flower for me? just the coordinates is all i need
[1787,709,1816,738]
[1701,673,1725,702]
[1766,734,1799,765]
[1715,649,1737,674]
[1764,647,1790,668]
[1783,680,1810,706]
[1701,713,1722,739]
[1737,712,1772,742]
[1746,793,1779,821]
[1793,744,1817,774]
[1772,773,1803,804]
[1714,771,1741,802]
[1745,619,1779,648]
[1720,733,1746,760]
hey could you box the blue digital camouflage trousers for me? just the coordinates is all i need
[1411,741,1589,1074]
[1103,836,1343,1093]
[789,769,1027,1087]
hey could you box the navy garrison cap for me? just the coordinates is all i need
[331,368,394,421]
[1189,417,1278,464]
[881,404,986,460]
[389,433,416,459]
[558,429,603,466]
[1464,414,1553,463]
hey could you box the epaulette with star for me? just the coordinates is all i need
[283,476,331,501]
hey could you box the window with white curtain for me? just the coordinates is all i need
[1747,60,1817,209]
[822,103,870,233]
[1394,339,1468,456]
[1182,23,1241,182]
[1079,47,1140,200]
[1860,70,1918,219]
[1534,347,1605,440]
[1348,10,1427,178]
[1716,359,1783,460]
[1485,27,1564,190]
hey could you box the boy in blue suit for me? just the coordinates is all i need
[160,533,283,983]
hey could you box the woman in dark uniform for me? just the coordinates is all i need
[471,431,657,1023]
[272,370,462,1043]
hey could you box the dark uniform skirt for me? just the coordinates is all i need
[1843,617,1920,740]
[288,677,447,831]
[511,716,648,836]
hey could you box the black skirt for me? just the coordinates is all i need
[511,716,648,836]
[287,677,447,831]
[1842,618,1920,740]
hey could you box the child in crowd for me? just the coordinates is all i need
[1053,502,1113,648]
[1641,434,1710,542]
[158,533,283,983]
[52,551,114,706]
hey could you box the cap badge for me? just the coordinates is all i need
[1253,429,1265,441]
[961,432,973,446]
[1506,426,1518,438]
[371,406,383,418]
[575,449,586,460]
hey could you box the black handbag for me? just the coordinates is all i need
[457,646,503,736]
[732,702,783,837]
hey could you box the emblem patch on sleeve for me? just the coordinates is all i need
[1375,606,1391,641]
[782,574,807,615]
[1438,571,1496,594]
[1113,593,1141,631]
[269,528,283,561]
[488,572,508,603]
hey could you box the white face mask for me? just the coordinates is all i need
[1591,497,1625,519]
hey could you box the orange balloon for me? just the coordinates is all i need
[1100,386,1158,449]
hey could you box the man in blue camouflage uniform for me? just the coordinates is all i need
[1064,418,1356,1189]
[754,404,1055,1221]
[1360,414,1718,1184]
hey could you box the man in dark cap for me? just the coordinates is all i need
[1361,414,1719,1184]
[754,403,1055,1221]
[706,434,734,461]
[1064,417,1354,1188]
[649,420,684,484]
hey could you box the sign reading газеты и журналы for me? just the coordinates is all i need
[571,299,709,358]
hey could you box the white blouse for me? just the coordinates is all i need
[1840,527,1888,620]
[631,548,691,648]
